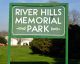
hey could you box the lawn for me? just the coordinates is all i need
[10,46,56,64]
[0,46,80,64]
[0,46,65,64]
[0,46,7,64]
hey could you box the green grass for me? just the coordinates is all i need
[0,46,7,64]
[1,46,80,64]
[0,46,65,64]
[10,46,56,64]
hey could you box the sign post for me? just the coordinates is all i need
[8,3,68,64]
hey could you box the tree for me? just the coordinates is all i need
[70,10,80,25]
[69,24,80,59]
[48,0,58,3]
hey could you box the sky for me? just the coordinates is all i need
[0,0,80,31]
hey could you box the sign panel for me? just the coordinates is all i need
[10,4,66,37]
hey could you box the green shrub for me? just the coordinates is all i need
[49,39,65,57]
[30,38,65,58]
[0,36,7,44]
[30,38,51,54]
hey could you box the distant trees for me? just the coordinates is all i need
[69,10,80,25]
[0,31,8,36]
[48,0,58,3]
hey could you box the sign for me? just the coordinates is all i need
[10,3,67,38]
[9,3,68,64]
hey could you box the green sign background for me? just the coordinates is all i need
[12,6,65,37]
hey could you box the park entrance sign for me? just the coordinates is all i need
[9,3,68,64]
[9,3,68,38]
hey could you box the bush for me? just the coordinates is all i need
[30,38,51,54]
[49,39,65,58]
[0,36,7,44]
[30,38,65,58]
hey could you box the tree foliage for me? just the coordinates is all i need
[69,24,80,59]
